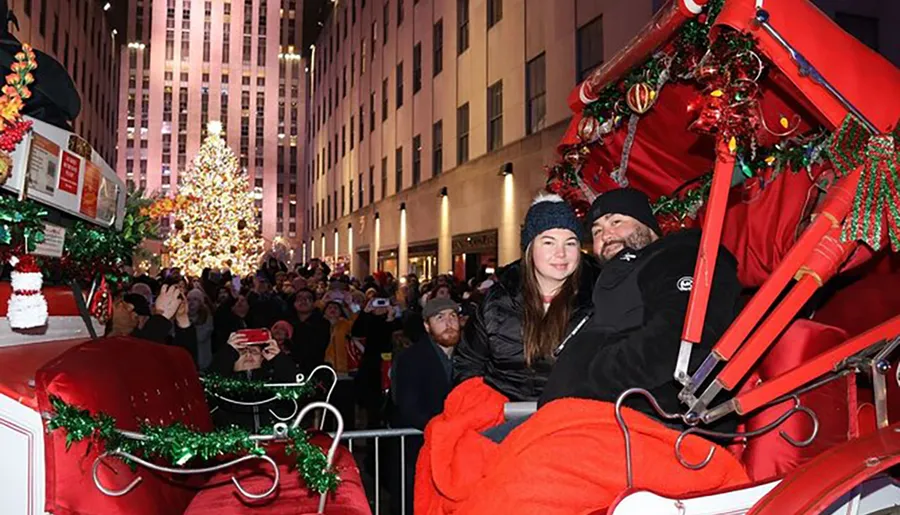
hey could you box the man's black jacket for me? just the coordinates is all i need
[132,315,198,367]
[540,230,741,431]
[391,334,454,430]
[454,255,601,402]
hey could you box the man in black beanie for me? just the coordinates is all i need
[540,188,741,433]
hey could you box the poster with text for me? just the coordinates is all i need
[26,133,60,195]
[79,160,100,218]
[58,151,81,195]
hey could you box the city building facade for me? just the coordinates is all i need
[9,0,121,165]
[116,0,306,242]
[302,0,659,279]
[303,0,900,281]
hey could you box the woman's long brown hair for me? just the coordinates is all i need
[521,242,582,366]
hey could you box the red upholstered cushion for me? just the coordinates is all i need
[185,434,370,515]
[719,168,816,289]
[738,320,851,481]
[35,337,213,515]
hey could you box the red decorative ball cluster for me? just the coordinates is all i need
[0,119,33,152]
[14,254,41,273]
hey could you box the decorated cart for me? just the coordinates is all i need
[543,0,900,513]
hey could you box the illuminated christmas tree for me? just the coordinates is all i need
[166,121,263,276]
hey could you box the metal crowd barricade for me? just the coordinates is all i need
[332,427,424,515]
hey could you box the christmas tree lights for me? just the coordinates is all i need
[166,122,263,276]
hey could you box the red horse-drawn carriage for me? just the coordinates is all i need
[551,0,900,512]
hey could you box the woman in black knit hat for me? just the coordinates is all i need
[453,192,600,407]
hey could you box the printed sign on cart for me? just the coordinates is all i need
[30,222,66,258]
[58,151,82,195]
[26,133,59,195]
[79,160,100,218]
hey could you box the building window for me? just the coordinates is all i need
[360,105,365,141]
[52,14,58,52]
[488,0,502,28]
[457,0,469,54]
[370,92,376,130]
[24,0,30,17]
[457,103,469,165]
[487,81,503,151]
[395,147,403,193]
[350,117,355,149]
[397,0,404,25]
[577,15,604,81]
[526,53,546,135]
[382,79,388,121]
[342,125,347,157]
[413,43,422,93]
[381,157,388,199]
[834,13,879,51]
[396,62,403,109]
[383,2,389,45]
[433,20,443,76]
[369,165,375,204]
[38,0,46,36]
[412,135,421,185]
[432,120,442,176]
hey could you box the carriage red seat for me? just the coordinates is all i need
[25,335,369,515]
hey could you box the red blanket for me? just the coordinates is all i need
[416,378,749,515]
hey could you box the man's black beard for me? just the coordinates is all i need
[598,225,655,264]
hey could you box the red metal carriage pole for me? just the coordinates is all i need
[679,169,861,407]
[674,139,735,385]
[731,314,900,417]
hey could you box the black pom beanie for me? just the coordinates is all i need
[587,188,662,236]
[521,193,584,251]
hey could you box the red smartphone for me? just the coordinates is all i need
[235,328,271,345]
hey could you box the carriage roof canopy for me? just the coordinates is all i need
[558,0,900,201]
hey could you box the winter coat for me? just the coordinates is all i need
[453,255,601,402]
[207,346,300,432]
[539,230,742,432]
[288,309,331,373]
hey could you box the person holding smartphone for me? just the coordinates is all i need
[207,329,300,432]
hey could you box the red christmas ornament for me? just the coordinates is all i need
[626,82,656,114]
[577,116,601,142]
[564,148,587,167]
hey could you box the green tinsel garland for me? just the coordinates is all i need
[0,195,46,250]
[202,373,319,401]
[46,396,340,494]
[653,174,713,219]
[583,0,728,125]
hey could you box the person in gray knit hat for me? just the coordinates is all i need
[453,192,601,431]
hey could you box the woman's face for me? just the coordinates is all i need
[531,228,580,284]
[187,293,203,314]
[324,303,342,320]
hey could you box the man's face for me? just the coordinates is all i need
[217,288,232,304]
[591,213,658,263]
[434,286,451,300]
[272,325,289,343]
[294,291,315,314]
[255,277,272,294]
[425,309,461,347]
[111,299,140,334]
